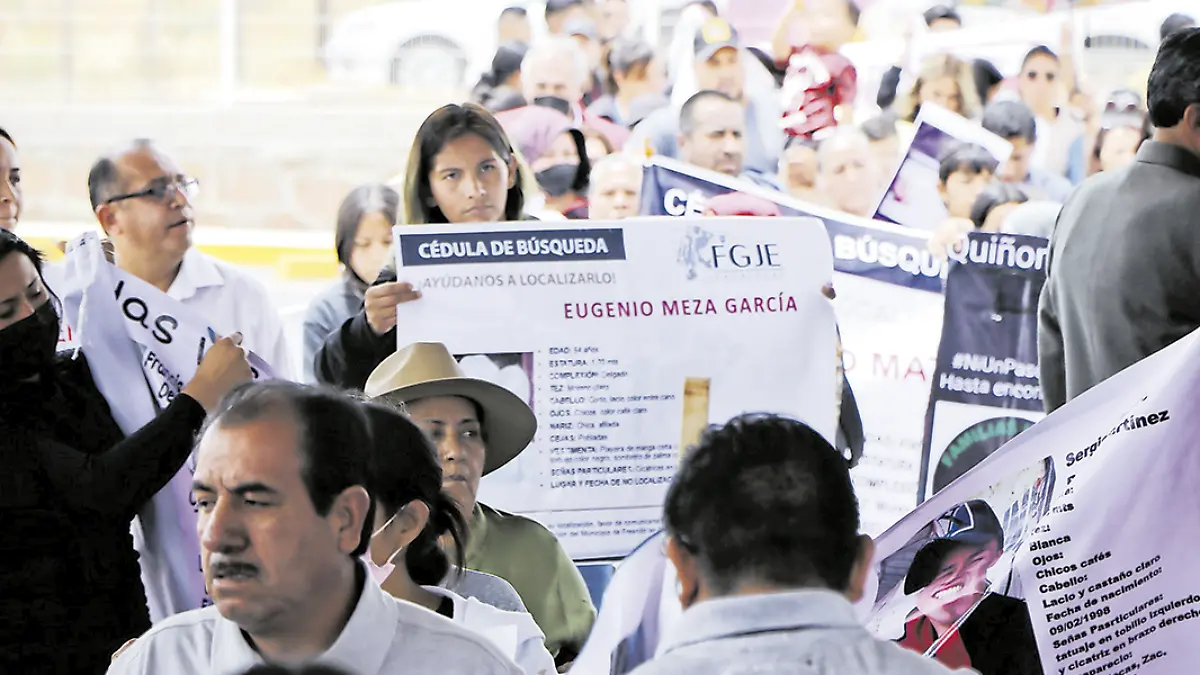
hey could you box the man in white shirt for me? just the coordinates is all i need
[87,140,293,378]
[108,381,521,675]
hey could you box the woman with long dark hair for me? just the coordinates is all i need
[301,183,400,382]
[362,403,555,674]
[315,103,528,385]
[0,229,251,672]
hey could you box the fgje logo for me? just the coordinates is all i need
[676,226,782,281]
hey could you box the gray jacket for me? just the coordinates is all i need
[628,590,973,675]
[301,274,365,383]
[1038,141,1200,411]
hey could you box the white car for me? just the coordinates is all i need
[323,0,546,89]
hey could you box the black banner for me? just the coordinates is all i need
[918,232,1049,502]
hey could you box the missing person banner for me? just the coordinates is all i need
[867,326,1200,675]
[389,218,838,560]
[639,157,946,536]
[874,104,1012,232]
[53,232,273,623]
[919,232,1049,503]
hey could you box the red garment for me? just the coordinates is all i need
[897,614,973,671]
[779,45,857,139]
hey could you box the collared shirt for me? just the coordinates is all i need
[466,503,597,657]
[628,590,976,675]
[169,248,294,379]
[107,564,523,675]
[425,585,556,675]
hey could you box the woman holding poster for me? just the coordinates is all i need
[0,230,252,672]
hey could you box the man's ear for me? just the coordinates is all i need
[845,534,876,604]
[95,203,118,237]
[1185,103,1200,132]
[332,486,372,555]
[665,535,702,609]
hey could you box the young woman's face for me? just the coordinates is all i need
[347,211,393,284]
[1098,126,1142,173]
[920,76,962,114]
[428,133,515,223]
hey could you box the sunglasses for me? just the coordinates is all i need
[1024,71,1056,82]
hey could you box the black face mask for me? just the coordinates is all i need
[533,96,572,116]
[0,300,60,383]
[536,164,582,198]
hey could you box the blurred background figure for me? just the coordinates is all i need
[780,136,819,202]
[545,0,588,36]
[498,6,533,45]
[590,39,667,128]
[499,105,591,219]
[816,127,880,217]
[472,42,529,113]
[678,90,780,190]
[861,113,901,193]
[302,183,399,383]
[896,55,981,123]
[981,100,1073,203]
[970,182,1028,232]
[1089,89,1152,176]
[1160,12,1195,40]
[565,18,605,105]
[587,153,642,220]
[0,129,21,232]
[594,0,632,43]
[1016,45,1085,183]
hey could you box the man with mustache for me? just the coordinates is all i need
[108,381,522,674]
[898,500,1043,675]
[87,140,292,379]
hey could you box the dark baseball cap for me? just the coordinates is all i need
[565,18,598,40]
[546,0,583,14]
[694,17,740,62]
[903,500,1004,595]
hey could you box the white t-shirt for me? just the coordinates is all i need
[426,585,557,675]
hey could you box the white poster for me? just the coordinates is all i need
[866,328,1200,675]
[390,218,838,559]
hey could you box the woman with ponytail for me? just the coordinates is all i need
[362,402,556,675]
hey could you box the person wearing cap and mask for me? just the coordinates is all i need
[364,343,596,667]
[897,500,1042,675]
[498,105,592,219]
[627,17,782,176]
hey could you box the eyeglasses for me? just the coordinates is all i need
[105,176,199,205]
[1024,71,1056,82]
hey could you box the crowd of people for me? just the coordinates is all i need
[2,0,1200,673]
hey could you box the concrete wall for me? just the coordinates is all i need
[8,100,448,231]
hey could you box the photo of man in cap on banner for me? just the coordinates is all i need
[891,500,1044,675]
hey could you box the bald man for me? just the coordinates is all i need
[817,128,881,217]
[86,140,292,379]
[588,153,643,220]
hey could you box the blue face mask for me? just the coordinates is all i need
[0,300,60,383]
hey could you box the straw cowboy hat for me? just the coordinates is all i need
[365,342,537,476]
